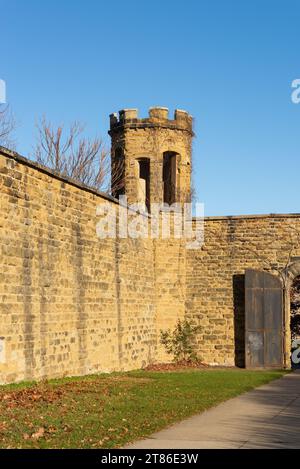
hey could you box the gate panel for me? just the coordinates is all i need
[245,269,283,368]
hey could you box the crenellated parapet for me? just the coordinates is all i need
[109,107,193,136]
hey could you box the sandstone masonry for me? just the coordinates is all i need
[0,107,299,383]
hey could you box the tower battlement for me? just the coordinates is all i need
[109,107,193,135]
[109,106,194,208]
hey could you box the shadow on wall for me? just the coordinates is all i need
[233,274,245,368]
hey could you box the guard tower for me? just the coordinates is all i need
[108,107,193,211]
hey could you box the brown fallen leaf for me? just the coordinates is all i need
[47,425,57,434]
[31,427,45,440]
[0,421,7,431]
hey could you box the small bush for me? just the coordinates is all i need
[160,319,200,363]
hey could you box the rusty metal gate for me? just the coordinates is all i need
[245,269,283,368]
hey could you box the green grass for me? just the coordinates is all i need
[0,368,286,448]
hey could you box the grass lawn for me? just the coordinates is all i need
[0,368,286,448]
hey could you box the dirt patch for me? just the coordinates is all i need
[143,360,211,372]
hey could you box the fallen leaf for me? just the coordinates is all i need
[31,427,45,440]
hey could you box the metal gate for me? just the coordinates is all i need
[245,269,283,368]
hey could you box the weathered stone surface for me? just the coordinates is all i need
[187,214,300,366]
[0,108,300,383]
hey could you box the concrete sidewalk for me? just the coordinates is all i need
[125,371,300,449]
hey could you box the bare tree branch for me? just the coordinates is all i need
[0,104,16,149]
[33,117,125,194]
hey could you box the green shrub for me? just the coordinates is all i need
[160,319,200,362]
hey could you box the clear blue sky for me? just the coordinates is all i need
[1,0,300,215]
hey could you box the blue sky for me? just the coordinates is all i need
[1,0,300,215]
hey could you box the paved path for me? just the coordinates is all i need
[125,371,300,449]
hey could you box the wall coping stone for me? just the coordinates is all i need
[199,213,300,221]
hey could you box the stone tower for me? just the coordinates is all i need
[108,107,193,211]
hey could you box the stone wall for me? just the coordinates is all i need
[187,214,300,367]
[0,148,170,383]
[1,145,300,383]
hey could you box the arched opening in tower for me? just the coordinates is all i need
[290,275,300,368]
[137,158,150,212]
[163,152,177,205]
